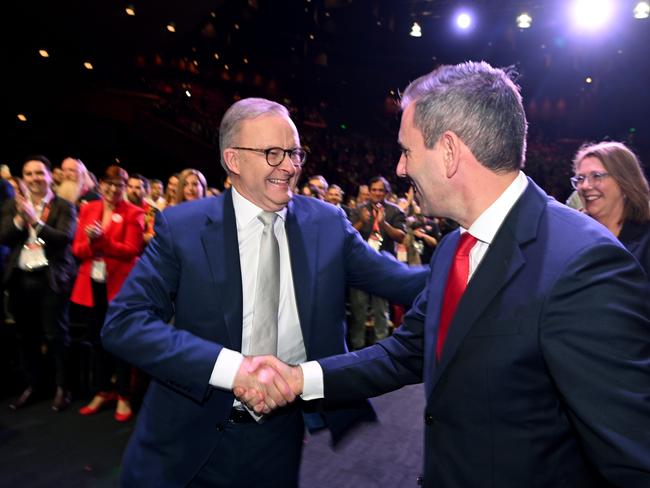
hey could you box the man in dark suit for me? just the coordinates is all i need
[101,98,427,487]
[0,155,77,411]
[245,62,650,487]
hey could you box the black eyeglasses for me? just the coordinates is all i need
[570,172,610,190]
[232,146,307,167]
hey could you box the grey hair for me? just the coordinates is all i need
[400,61,528,173]
[218,98,291,172]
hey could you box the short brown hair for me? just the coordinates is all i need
[102,165,129,184]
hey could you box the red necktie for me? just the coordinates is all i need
[436,232,478,360]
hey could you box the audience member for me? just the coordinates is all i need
[572,141,650,274]
[71,165,144,422]
[175,168,207,204]
[0,155,76,412]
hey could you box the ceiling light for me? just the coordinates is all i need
[38,49,49,58]
[634,1,650,18]
[125,5,135,16]
[167,22,176,33]
[17,114,27,122]
[516,13,532,28]
[83,62,94,70]
[410,22,422,37]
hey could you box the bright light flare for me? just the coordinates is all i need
[571,0,614,30]
[17,114,27,122]
[38,49,49,58]
[456,12,473,30]
[634,1,650,19]
[83,61,94,70]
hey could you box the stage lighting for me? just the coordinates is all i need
[634,1,650,19]
[456,12,473,30]
[570,0,614,30]
[410,22,422,37]
[517,13,532,29]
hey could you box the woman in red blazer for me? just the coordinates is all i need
[71,165,144,421]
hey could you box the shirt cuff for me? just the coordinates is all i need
[299,360,324,401]
[209,348,244,390]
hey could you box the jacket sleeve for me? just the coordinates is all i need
[0,199,27,248]
[319,275,429,402]
[541,241,650,487]
[92,206,144,259]
[72,204,94,260]
[341,207,427,306]
[37,199,76,250]
[101,209,221,403]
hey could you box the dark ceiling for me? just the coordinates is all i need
[1,0,649,176]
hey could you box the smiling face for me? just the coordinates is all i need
[576,156,625,225]
[224,114,301,212]
[183,174,204,201]
[22,160,52,198]
[396,103,449,218]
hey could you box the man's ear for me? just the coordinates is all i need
[442,131,461,178]
[223,148,240,175]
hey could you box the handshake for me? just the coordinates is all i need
[232,356,305,414]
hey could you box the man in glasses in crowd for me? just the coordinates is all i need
[102,97,427,487]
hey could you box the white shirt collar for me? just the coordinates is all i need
[231,185,287,230]
[463,171,528,245]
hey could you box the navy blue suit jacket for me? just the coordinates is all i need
[102,190,427,486]
[320,179,650,487]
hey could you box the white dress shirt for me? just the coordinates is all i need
[209,186,323,396]
[301,171,529,399]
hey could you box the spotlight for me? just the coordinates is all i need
[166,22,176,33]
[125,5,135,16]
[410,22,422,37]
[570,0,614,30]
[517,13,532,29]
[38,49,49,58]
[456,12,473,30]
[83,61,94,70]
[17,114,27,122]
[634,1,650,19]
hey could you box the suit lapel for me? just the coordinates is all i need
[285,198,319,355]
[428,179,546,395]
[201,190,243,350]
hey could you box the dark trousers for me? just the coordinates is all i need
[189,408,305,487]
[88,280,130,397]
[9,268,70,388]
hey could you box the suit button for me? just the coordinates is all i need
[424,413,434,425]
[416,475,424,486]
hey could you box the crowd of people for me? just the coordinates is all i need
[1,62,650,487]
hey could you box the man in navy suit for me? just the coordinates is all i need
[246,62,650,486]
[101,97,427,487]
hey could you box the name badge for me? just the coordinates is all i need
[18,239,48,271]
[91,259,107,282]
[367,233,383,252]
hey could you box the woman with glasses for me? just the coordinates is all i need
[70,165,145,421]
[572,141,650,274]
[175,168,207,204]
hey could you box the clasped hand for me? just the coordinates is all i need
[232,356,303,415]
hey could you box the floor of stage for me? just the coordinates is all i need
[0,384,424,487]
